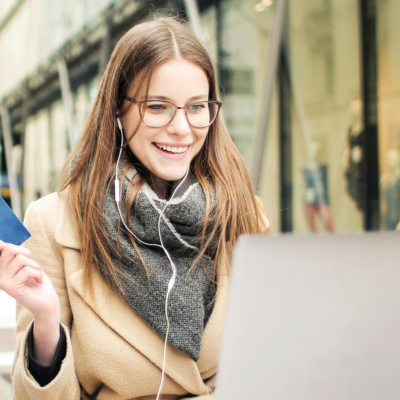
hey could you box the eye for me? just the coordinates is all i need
[147,104,166,110]
[144,102,171,115]
[188,103,205,112]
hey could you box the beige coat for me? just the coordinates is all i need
[11,189,228,400]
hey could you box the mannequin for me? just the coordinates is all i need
[342,100,364,211]
[302,141,334,232]
[381,149,400,230]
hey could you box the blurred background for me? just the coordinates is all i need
[0,0,400,398]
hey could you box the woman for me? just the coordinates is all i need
[0,15,268,400]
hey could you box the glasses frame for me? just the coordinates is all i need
[124,96,222,128]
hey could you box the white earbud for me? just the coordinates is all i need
[115,116,189,399]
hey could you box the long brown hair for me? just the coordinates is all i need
[60,14,269,297]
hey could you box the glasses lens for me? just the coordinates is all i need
[186,102,219,128]
[140,101,175,127]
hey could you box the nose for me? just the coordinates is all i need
[166,108,191,137]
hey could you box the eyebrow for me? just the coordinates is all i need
[147,94,208,102]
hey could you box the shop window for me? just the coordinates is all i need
[377,0,400,231]
[288,0,363,233]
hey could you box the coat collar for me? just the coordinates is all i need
[54,187,81,250]
[69,268,228,395]
[55,186,228,395]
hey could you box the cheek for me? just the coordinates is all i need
[122,107,142,140]
[193,128,209,149]
[128,125,158,156]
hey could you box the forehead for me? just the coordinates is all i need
[147,59,209,101]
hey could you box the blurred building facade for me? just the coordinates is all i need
[0,0,399,234]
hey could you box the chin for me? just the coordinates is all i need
[155,167,189,182]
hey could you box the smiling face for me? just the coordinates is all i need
[121,59,210,181]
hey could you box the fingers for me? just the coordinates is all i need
[0,241,32,258]
[5,254,43,283]
[0,242,32,272]
[1,266,43,296]
[11,266,43,287]
[0,243,41,291]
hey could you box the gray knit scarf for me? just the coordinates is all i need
[101,167,217,361]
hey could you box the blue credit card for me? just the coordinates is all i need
[0,196,31,245]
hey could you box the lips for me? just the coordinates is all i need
[153,143,190,154]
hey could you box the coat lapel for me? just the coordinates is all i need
[55,188,227,395]
[69,268,209,395]
[196,273,228,375]
[54,188,81,250]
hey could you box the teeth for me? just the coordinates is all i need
[155,143,188,153]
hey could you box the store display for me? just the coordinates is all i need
[303,165,329,206]
[302,142,334,233]
[343,123,365,212]
[381,149,400,230]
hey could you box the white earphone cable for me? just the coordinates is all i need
[115,117,189,399]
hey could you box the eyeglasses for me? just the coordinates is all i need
[124,97,222,128]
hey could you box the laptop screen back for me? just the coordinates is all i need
[216,233,400,400]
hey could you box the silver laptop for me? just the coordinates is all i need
[215,233,400,400]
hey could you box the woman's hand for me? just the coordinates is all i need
[0,240,60,318]
[0,240,61,365]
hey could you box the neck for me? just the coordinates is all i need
[350,123,362,134]
[148,173,172,199]
[128,153,181,199]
